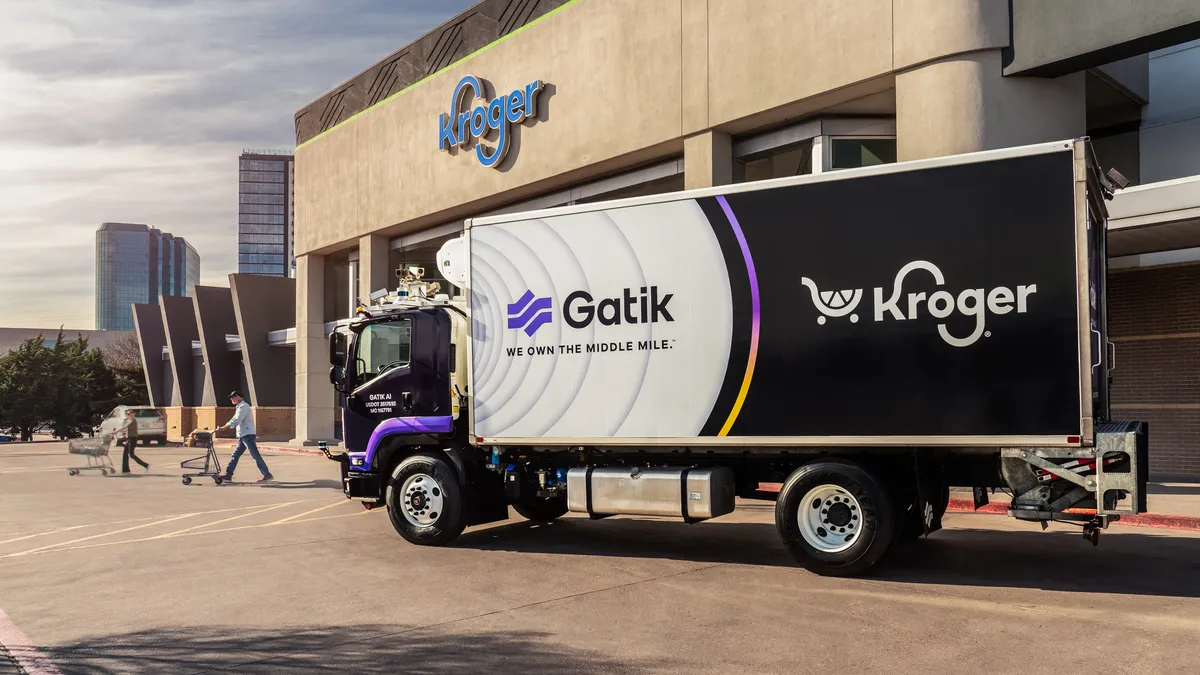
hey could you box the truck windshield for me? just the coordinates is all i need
[356,319,412,383]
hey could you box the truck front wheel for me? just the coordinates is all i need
[385,454,467,546]
[775,460,898,577]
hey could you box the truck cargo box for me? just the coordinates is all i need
[464,141,1102,447]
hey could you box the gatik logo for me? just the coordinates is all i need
[508,290,552,336]
[438,75,544,169]
[507,287,675,336]
[800,261,1037,348]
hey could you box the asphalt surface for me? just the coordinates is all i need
[2,441,1200,674]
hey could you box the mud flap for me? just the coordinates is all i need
[465,465,510,526]
[913,449,944,536]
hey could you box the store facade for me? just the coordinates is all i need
[290,0,1200,477]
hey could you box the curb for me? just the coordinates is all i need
[945,498,1200,532]
[212,442,325,457]
[756,484,1200,532]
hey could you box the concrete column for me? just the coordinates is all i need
[896,49,1085,161]
[684,131,733,190]
[358,234,390,304]
[292,254,336,444]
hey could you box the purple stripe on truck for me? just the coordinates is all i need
[358,416,455,471]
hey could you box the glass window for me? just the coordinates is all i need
[239,234,285,245]
[240,182,286,195]
[240,171,285,183]
[240,159,287,171]
[240,203,285,215]
[240,193,285,205]
[830,138,897,170]
[239,224,286,235]
[355,320,412,381]
[239,214,286,225]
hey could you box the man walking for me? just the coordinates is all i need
[118,409,149,473]
[218,391,273,483]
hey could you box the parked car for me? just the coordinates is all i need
[97,406,167,445]
[0,435,14,443]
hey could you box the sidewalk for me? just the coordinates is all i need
[212,438,338,457]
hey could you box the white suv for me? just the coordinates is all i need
[98,406,167,445]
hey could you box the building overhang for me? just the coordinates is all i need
[1108,174,1200,258]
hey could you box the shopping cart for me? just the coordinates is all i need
[180,431,224,485]
[66,433,116,476]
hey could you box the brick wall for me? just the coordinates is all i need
[1108,263,1200,479]
[253,407,295,441]
[163,407,197,443]
[195,407,237,439]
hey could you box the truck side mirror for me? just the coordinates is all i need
[329,332,346,366]
[329,365,346,393]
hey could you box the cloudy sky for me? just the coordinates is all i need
[0,0,473,329]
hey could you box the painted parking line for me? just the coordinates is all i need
[267,499,346,525]
[0,607,62,675]
[0,466,82,475]
[0,513,197,559]
[149,502,299,539]
[0,499,334,545]
[23,505,376,556]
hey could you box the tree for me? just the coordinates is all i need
[102,331,150,409]
[0,335,56,442]
[0,330,147,442]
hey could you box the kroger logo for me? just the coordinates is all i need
[800,261,1037,348]
[508,290,553,336]
[438,75,544,168]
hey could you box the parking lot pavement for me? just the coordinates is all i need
[3,442,1200,674]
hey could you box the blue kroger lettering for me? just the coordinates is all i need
[438,75,544,168]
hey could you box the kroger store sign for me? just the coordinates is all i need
[437,75,544,169]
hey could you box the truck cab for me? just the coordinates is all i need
[329,295,471,504]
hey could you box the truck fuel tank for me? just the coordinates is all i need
[566,467,735,521]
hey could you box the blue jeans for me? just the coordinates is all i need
[225,435,270,479]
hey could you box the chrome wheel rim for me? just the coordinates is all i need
[400,473,445,527]
[798,484,862,553]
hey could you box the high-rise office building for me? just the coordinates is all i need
[95,223,199,331]
[238,150,295,277]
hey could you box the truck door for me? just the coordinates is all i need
[1086,167,1112,422]
[343,311,453,452]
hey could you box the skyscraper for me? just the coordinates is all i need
[238,150,295,277]
[95,223,199,331]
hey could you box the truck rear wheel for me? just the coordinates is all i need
[512,493,568,522]
[775,460,897,577]
[385,454,467,546]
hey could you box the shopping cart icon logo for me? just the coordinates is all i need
[800,277,863,325]
[507,290,553,336]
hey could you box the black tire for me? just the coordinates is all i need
[182,476,192,485]
[512,493,569,522]
[386,454,467,546]
[154,436,167,446]
[775,460,898,577]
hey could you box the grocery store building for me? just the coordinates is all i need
[160,0,1200,476]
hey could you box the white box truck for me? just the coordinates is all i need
[325,139,1147,576]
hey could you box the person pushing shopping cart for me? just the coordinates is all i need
[217,391,274,483]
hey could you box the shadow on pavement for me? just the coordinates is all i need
[881,527,1200,597]
[42,624,645,674]
[1148,482,1200,496]
[457,517,1200,597]
[460,518,794,568]
[260,480,343,491]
